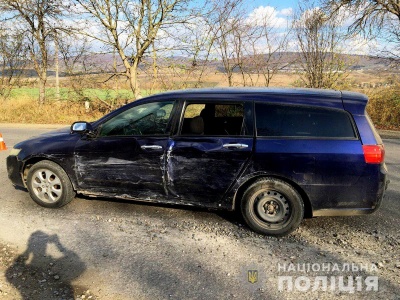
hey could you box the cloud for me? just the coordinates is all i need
[280,8,293,17]
[344,34,379,55]
[247,6,291,28]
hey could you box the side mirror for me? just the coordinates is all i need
[71,121,93,134]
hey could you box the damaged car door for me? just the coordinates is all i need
[73,100,176,200]
[166,101,254,208]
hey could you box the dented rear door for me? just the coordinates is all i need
[165,100,254,208]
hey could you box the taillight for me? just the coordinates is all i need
[362,145,385,164]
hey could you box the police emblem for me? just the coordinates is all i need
[247,270,258,284]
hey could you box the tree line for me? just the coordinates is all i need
[0,0,399,104]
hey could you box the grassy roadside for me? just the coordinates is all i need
[0,87,159,124]
[0,98,104,124]
[367,86,400,130]
[9,87,136,102]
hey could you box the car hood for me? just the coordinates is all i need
[15,126,81,158]
[14,126,70,146]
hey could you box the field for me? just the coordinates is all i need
[0,70,399,129]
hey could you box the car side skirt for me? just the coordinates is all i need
[313,208,377,217]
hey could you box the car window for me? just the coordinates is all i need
[181,103,246,136]
[183,104,206,118]
[215,104,243,117]
[255,103,357,138]
[99,101,174,136]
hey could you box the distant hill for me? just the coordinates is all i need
[8,52,398,78]
[69,52,399,73]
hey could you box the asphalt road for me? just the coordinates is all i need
[0,124,399,300]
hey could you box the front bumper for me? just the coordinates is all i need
[7,155,24,187]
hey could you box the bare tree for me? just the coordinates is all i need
[244,12,291,87]
[231,19,251,86]
[323,1,400,61]
[73,0,194,99]
[57,32,113,109]
[0,0,64,104]
[148,20,213,91]
[179,17,218,88]
[208,2,291,87]
[156,9,240,90]
[294,5,348,89]
[57,32,92,101]
[58,33,91,78]
[0,27,27,99]
[208,0,244,87]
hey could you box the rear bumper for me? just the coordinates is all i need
[7,155,24,187]
[313,164,388,217]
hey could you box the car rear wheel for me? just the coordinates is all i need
[26,160,75,208]
[241,178,304,236]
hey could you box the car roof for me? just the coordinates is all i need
[150,87,342,98]
[139,87,353,110]
[149,88,368,112]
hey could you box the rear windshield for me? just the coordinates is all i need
[255,103,357,138]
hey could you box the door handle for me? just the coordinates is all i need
[141,145,163,150]
[222,143,249,149]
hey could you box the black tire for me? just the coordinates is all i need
[26,160,76,208]
[241,178,304,236]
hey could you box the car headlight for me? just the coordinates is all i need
[9,148,21,156]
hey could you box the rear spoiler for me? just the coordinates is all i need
[341,91,368,115]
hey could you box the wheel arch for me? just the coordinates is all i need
[22,156,77,190]
[233,174,313,218]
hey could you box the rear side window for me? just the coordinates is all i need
[181,103,246,136]
[255,103,356,138]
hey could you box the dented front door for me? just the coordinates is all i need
[73,100,176,200]
[73,136,168,199]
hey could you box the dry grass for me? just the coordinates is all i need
[367,85,400,130]
[0,97,104,124]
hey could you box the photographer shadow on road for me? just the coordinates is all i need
[5,230,86,300]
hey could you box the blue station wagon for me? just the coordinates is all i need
[7,88,388,236]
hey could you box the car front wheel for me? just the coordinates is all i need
[26,160,75,208]
[241,178,304,236]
